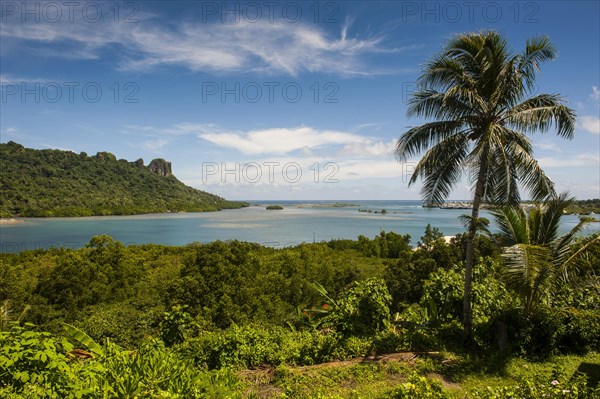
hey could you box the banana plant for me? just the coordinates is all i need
[62,322,104,358]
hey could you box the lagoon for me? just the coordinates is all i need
[1,200,597,253]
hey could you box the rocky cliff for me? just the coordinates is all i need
[147,158,172,177]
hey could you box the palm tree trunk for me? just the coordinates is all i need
[463,158,488,343]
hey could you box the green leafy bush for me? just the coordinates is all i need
[488,307,600,358]
[159,305,199,347]
[322,278,392,336]
[177,324,407,370]
[385,373,450,398]
[470,375,599,399]
[0,325,80,398]
[0,324,241,398]
[559,309,600,354]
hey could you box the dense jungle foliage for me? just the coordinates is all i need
[1,229,599,397]
[0,141,247,217]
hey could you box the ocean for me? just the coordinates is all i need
[1,200,597,253]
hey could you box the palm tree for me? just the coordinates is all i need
[493,193,599,315]
[395,31,576,340]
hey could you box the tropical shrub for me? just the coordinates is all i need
[0,324,241,398]
[177,323,410,370]
[322,278,393,336]
[489,307,600,358]
[470,375,599,399]
[385,373,450,399]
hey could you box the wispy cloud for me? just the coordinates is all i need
[591,86,600,102]
[580,115,600,134]
[0,74,51,84]
[1,15,398,76]
[122,123,220,138]
[0,126,37,142]
[140,138,169,153]
[538,153,600,168]
[534,139,562,153]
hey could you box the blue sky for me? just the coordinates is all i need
[1,0,599,200]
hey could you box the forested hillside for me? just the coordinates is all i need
[0,141,247,217]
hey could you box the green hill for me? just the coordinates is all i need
[0,141,248,217]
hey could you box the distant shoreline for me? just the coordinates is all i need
[427,200,600,216]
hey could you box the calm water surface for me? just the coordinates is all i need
[1,201,597,253]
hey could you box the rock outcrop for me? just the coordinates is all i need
[147,158,172,177]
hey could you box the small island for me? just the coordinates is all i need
[359,209,388,214]
[266,205,284,210]
[296,203,359,208]
[358,209,412,215]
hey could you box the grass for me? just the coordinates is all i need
[453,352,600,394]
[237,352,600,398]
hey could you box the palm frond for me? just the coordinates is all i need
[410,133,470,205]
[459,214,491,235]
[510,144,556,200]
[407,90,475,120]
[491,206,530,245]
[558,234,600,281]
[504,94,576,139]
[419,56,473,92]
[536,192,574,245]
[395,121,465,161]
[519,35,557,91]
[501,243,553,312]
[481,127,526,205]
[490,55,525,111]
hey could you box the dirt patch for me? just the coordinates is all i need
[238,352,447,398]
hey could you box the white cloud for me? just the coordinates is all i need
[195,125,399,157]
[534,139,562,152]
[0,126,33,142]
[140,139,168,153]
[180,156,409,188]
[1,15,394,76]
[123,123,219,138]
[580,115,600,134]
[591,86,600,102]
[130,122,410,186]
[200,126,366,155]
[41,143,74,152]
[0,74,51,84]
[355,122,388,132]
[538,153,600,168]
[338,140,396,157]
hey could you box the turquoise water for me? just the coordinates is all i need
[1,201,597,253]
